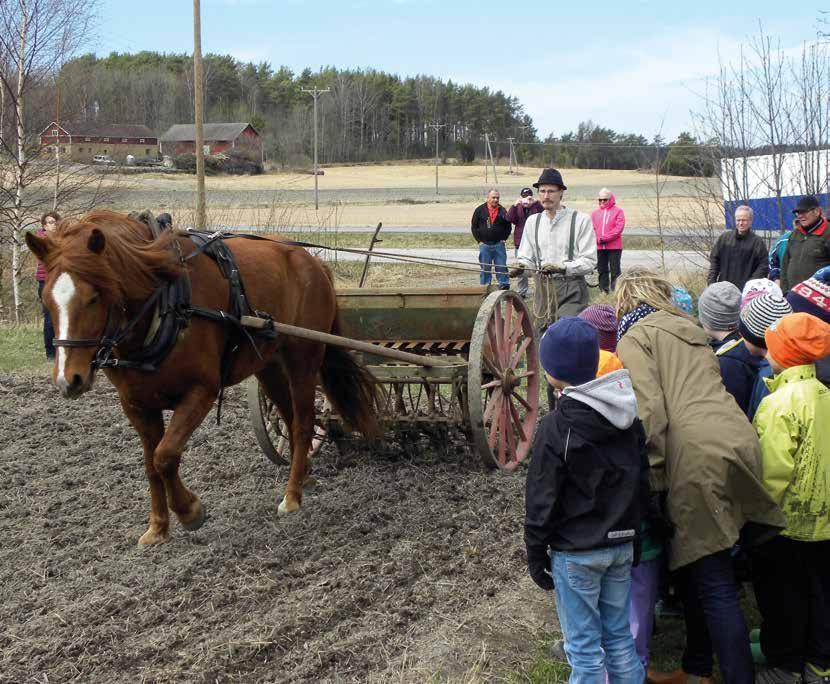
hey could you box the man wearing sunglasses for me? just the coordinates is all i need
[781,195,830,293]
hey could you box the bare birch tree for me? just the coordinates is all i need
[0,0,98,321]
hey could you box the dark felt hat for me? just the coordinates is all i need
[520,187,533,197]
[533,168,567,190]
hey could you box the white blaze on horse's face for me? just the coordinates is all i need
[51,272,76,383]
[50,271,100,398]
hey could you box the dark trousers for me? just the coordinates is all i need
[38,281,55,359]
[675,549,754,684]
[751,536,830,672]
[597,249,622,292]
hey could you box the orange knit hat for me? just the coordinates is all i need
[596,350,624,377]
[765,313,830,369]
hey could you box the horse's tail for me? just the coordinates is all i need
[320,312,381,440]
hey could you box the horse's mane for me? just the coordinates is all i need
[45,209,183,304]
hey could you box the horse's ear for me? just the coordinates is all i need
[87,228,106,254]
[25,230,50,261]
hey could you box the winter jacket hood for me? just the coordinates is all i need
[562,369,637,430]
[591,193,625,251]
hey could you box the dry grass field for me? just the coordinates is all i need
[89,163,721,230]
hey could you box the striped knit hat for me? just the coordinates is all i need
[738,294,793,349]
[785,276,830,323]
[578,304,618,352]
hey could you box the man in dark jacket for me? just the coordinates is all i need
[781,195,830,292]
[471,189,512,289]
[525,317,648,684]
[698,282,762,416]
[506,187,543,298]
[708,205,769,290]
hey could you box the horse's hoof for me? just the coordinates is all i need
[277,496,300,516]
[138,528,170,545]
[180,501,206,531]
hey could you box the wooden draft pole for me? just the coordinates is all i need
[193,0,206,230]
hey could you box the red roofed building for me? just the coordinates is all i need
[159,122,261,158]
[38,122,158,163]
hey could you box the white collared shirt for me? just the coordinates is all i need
[517,208,598,276]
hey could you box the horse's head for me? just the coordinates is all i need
[26,226,113,398]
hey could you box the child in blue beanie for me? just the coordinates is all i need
[525,316,649,684]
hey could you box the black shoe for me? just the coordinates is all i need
[498,284,510,290]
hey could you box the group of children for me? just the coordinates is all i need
[524,266,830,684]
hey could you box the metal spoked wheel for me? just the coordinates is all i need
[467,290,540,470]
[246,378,327,466]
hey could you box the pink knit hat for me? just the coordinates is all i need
[741,278,782,308]
[579,304,618,352]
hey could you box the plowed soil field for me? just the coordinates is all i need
[0,373,555,683]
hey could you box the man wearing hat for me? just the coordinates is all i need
[781,196,830,293]
[506,187,543,299]
[511,168,597,323]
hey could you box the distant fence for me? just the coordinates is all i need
[721,151,830,231]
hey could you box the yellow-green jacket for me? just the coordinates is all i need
[753,363,830,541]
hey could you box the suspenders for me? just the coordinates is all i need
[532,210,577,266]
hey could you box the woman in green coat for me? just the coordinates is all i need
[614,269,785,684]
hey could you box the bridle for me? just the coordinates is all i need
[51,287,164,370]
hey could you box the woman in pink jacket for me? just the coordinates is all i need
[591,188,626,293]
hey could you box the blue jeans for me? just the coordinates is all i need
[553,544,644,684]
[478,242,508,286]
[676,549,754,684]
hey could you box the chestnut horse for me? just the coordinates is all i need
[26,210,378,545]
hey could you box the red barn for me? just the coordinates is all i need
[38,122,158,162]
[159,122,262,159]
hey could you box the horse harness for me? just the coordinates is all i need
[52,223,279,421]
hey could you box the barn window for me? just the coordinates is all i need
[85,137,91,142]
[103,137,109,142]
[121,138,128,142]
[139,138,145,143]
[51,129,58,136]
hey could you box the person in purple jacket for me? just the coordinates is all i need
[592,188,626,293]
[506,187,543,299]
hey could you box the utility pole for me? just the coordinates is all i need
[53,74,61,210]
[428,122,445,195]
[193,0,206,229]
[506,137,516,175]
[302,86,330,210]
[483,132,499,186]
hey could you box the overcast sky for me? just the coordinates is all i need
[95,0,826,139]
